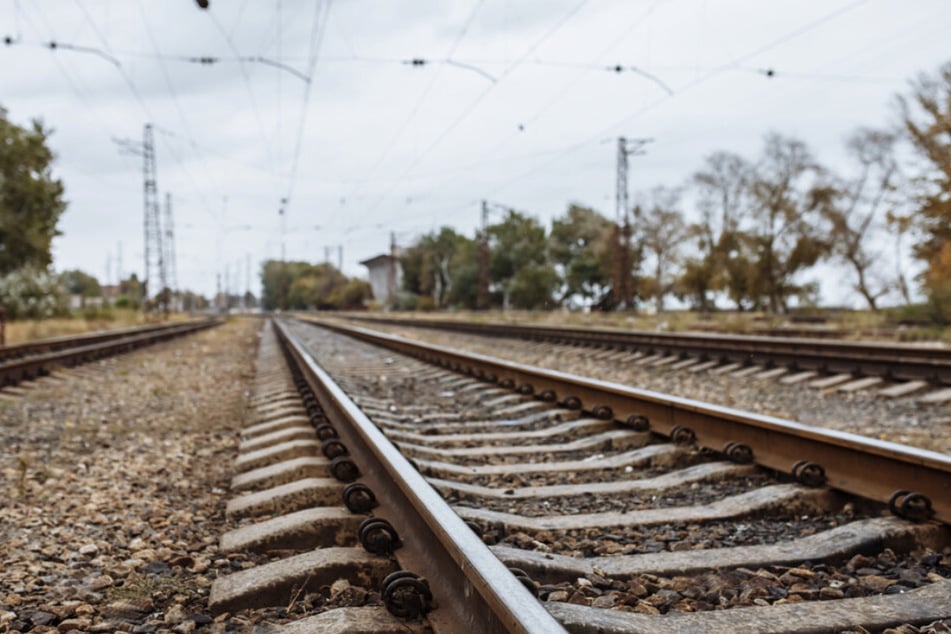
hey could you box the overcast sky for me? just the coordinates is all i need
[2,0,949,301]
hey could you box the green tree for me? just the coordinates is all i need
[261,260,368,310]
[549,204,614,307]
[0,106,67,274]
[638,187,688,312]
[400,227,475,308]
[685,151,753,311]
[488,210,556,309]
[899,61,951,318]
[115,274,143,309]
[746,133,830,313]
[60,269,102,300]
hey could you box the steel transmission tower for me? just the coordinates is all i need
[142,124,165,304]
[163,193,177,298]
[612,136,651,309]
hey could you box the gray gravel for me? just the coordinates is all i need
[0,319,301,633]
[348,321,951,454]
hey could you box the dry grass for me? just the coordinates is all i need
[2,309,191,345]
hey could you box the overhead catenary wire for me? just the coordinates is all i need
[356,0,591,221]
[64,0,221,228]
[136,0,225,206]
[342,0,488,210]
[280,0,331,217]
[207,9,279,177]
[485,0,874,203]
[388,0,670,220]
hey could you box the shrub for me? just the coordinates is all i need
[0,267,69,319]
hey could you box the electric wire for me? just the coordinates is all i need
[207,8,278,177]
[342,0,487,210]
[485,0,874,201]
[136,0,225,204]
[280,0,330,216]
[357,0,590,221]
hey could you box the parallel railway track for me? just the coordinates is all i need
[346,315,951,388]
[0,319,220,386]
[211,317,951,633]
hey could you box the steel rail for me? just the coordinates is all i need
[0,321,183,362]
[0,319,220,385]
[273,319,566,634]
[305,317,951,525]
[346,315,951,385]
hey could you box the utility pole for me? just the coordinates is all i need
[117,241,123,285]
[476,200,490,310]
[163,193,177,309]
[387,232,397,309]
[324,245,332,265]
[142,123,165,310]
[279,198,288,311]
[245,253,251,309]
[612,136,651,310]
[337,245,343,272]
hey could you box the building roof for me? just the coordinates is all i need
[359,254,397,268]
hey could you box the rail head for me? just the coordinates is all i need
[345,314,951,384]
[306,317,951,525]
[274,319,566,634]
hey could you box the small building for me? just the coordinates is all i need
[360,254,402,309]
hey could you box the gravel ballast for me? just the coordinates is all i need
[0,319,291,633]
[348,322,951,454]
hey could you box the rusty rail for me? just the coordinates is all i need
[304,317,951,525]
[346,315,951,385]
[0,321,190,362]
[0,319,220,386]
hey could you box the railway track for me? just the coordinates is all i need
[0,318,220,387]
[344,315,951,397]
[212,317,951,633]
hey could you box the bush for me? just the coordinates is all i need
[0,267,69,319]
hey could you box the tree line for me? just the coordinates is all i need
[398,61,951,319]
[259,260,370,311]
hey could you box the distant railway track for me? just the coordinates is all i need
[346,315,951,388]
[0,319,220,386]
[211,317,951,632]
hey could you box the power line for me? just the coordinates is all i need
[281,0,331,216]
[486,0,873,201]
[358,0,590,221]
[343,0,487,209]
[136,1,224,204]
[207,8,279,175]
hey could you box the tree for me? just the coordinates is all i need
[746,133,830,313]
[638,187,688,312]
[488,210,556,309]
[899,61,951,318]
[60,269,102,302]
[0,107,67,275]
[816,129,899,310]
[400,228,475,308]
[684,152,754,311]
[261,260,369,310]
[549,204,614,308]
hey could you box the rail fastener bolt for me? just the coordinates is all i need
[381,571,433,619]
[358,518,402,555]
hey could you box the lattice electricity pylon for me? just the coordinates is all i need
[612,136,651,309]
[163,192,177,295]
[142,124,165,303]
